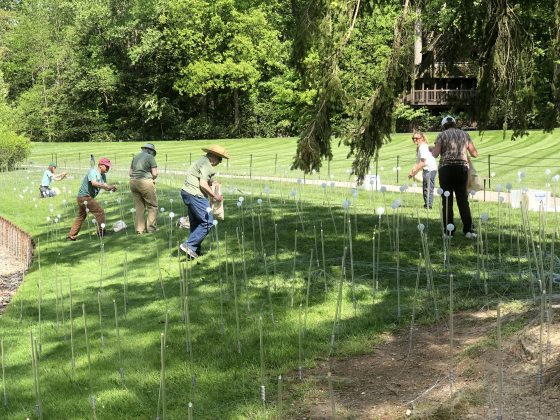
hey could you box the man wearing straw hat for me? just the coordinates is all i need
[129,143,159,234]
[179,144,229,258]
[39,162,68,198]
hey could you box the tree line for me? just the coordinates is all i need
[0,1,558,158]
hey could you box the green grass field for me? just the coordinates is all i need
[0,132,558,419]
[27,129,560,189]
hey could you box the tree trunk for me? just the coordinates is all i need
[233,88,240,133]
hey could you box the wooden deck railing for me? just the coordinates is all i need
[404,89,476,105]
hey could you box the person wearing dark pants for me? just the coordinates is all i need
[179,145,229,258]
[432,116,478,237]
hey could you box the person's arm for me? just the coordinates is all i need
[53,172,67,181]
[199,179,223,202]
[408,160,425,178]
[467,142,478,158]
[431,143,441,158]
[91,179,117,192]
[151,167,158,179]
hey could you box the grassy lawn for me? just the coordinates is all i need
[27,129,560,189]
[0,133,558,419]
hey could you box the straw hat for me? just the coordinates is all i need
[202,144,230,159]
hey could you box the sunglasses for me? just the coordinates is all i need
[412,136,422,140]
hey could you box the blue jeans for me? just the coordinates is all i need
[180,190,214,254]
[423,170,437,208]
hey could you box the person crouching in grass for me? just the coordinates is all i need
[179,144,228,259]
[67,157,117,241]
[40,162,67,198]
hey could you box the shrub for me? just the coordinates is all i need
[0,126,32,170]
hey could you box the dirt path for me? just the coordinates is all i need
[0,246,24,315]
[290,309,560,419]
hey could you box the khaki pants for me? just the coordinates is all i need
[130,178,158,233]
[68,196,105,238]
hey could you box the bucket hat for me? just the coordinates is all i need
[48,162,57,168]
[202,144,230,159]
[141,143,157,156]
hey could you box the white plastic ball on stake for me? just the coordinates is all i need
[206,206,212,213]
[491,172,496,177]
[342,200,350,209]
[499,196,505,203]
[545,169,551,176]
[380,186,387,193]
[481,212,489,222]
[436,188,444,195]
[236,202,242,208]
[169,212,175,219]
[446,223,455,232]
[506,182,513,191]
[257,198,263,205]
[238,196,244,202]
[290,190,297,197]
[444,191,450,197]
[212,220,218,226]
[417,223,425,232]
[496,184,502,192]
[376,207,385,216]
[160,207,165,212]
[100,223,106,229]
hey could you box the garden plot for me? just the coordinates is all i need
[0,161,559,419]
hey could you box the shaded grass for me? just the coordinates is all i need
[0,155,556,418]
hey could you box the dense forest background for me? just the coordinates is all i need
[0,0,558,144]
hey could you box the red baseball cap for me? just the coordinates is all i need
[98,157,112,168]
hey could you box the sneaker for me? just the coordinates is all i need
[180,243,199,259]
[465,232,477,239]
[66,236,77,241]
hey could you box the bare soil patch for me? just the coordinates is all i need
[0,246,25,315]
[289,309,560,419]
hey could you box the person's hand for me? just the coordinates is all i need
[408,173,413,179]
[213,194,224,202]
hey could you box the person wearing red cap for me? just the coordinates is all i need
[67,157,117,240]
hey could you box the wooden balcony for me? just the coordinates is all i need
[404,89,476,106]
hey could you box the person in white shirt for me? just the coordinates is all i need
[408,131,438,209]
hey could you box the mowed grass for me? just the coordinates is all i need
[27,129,560,189]
[0,134,558,419]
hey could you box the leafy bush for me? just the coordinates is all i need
[0,126,32,170]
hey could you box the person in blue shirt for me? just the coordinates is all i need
[39,162,67,198]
